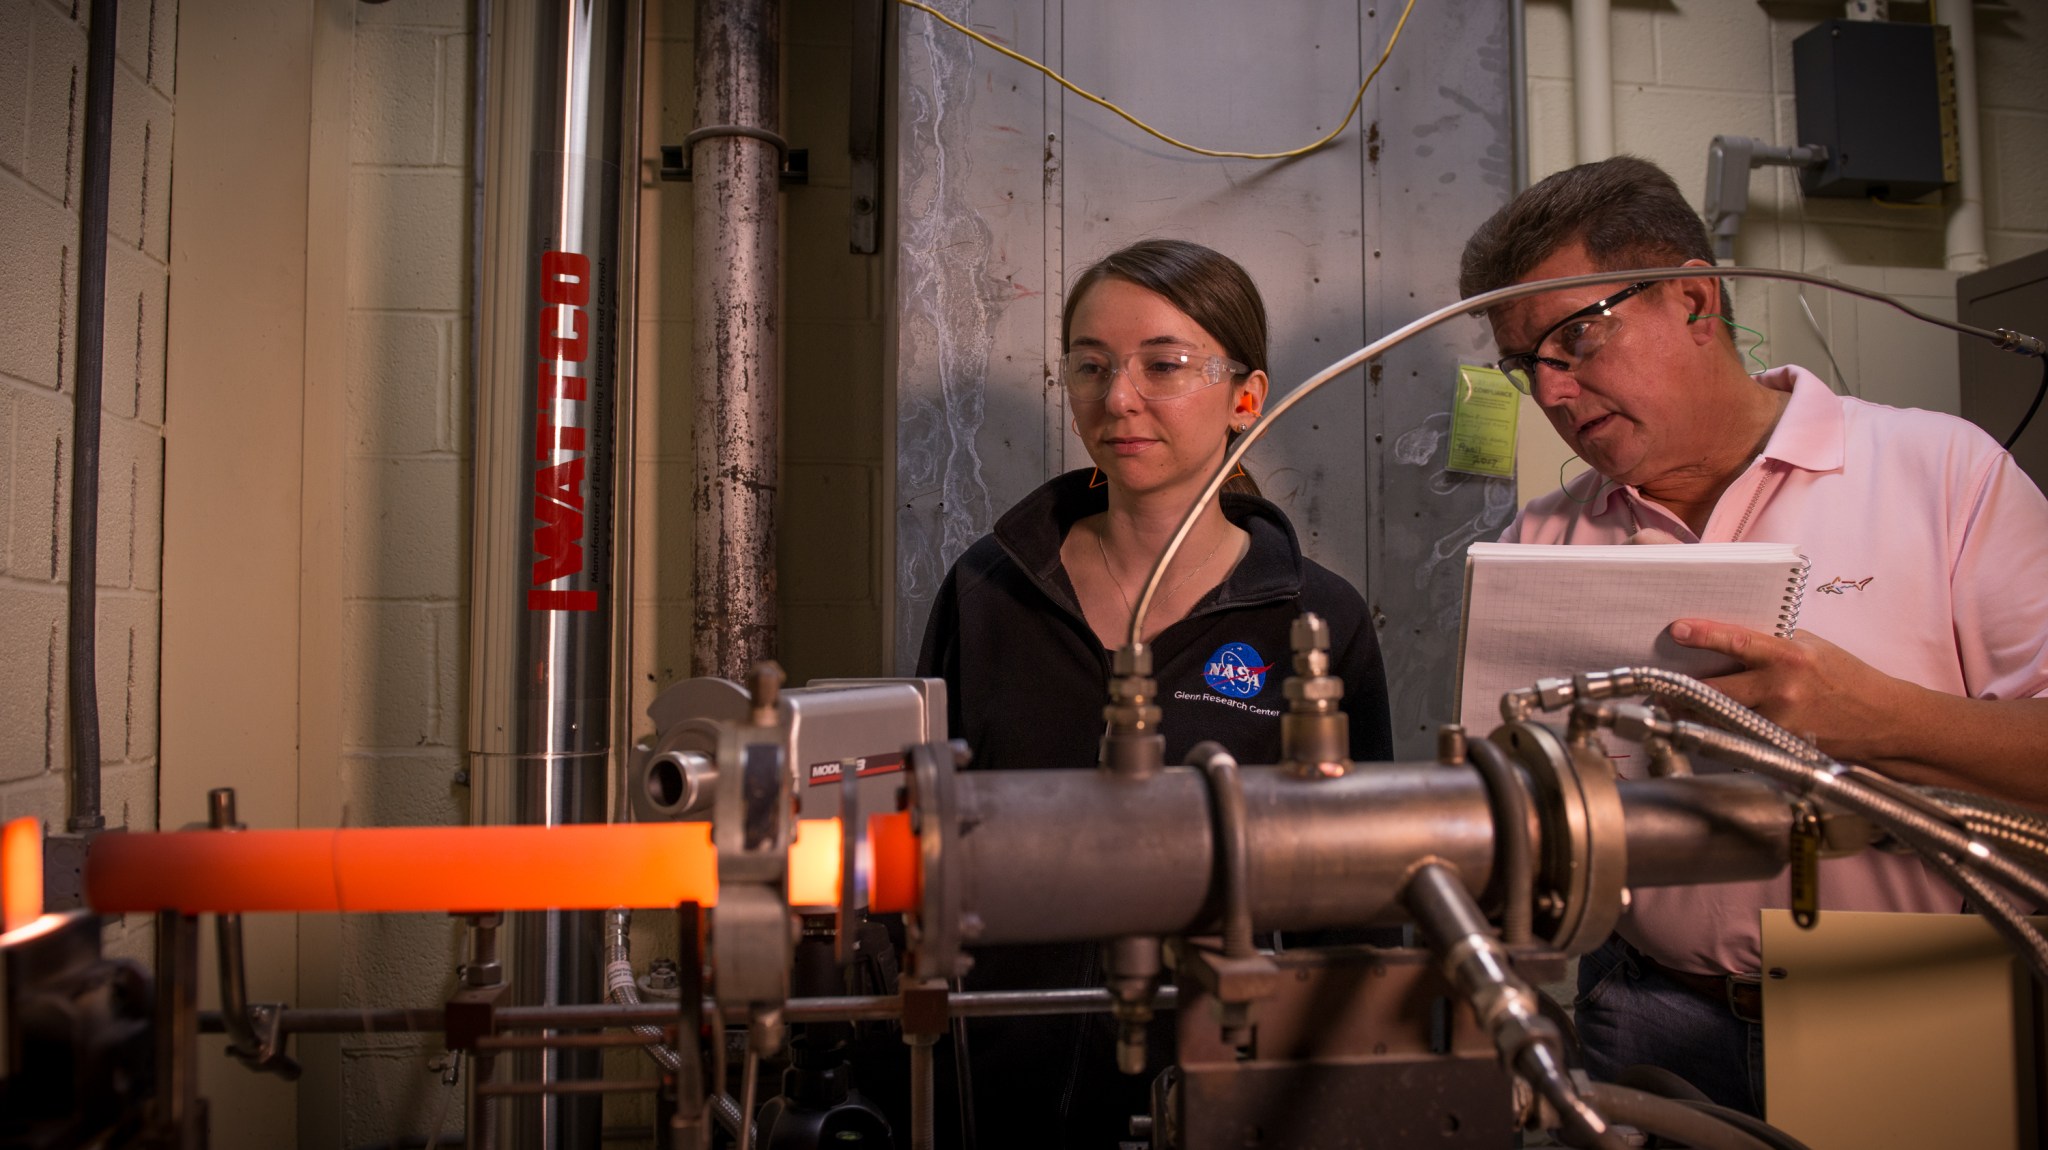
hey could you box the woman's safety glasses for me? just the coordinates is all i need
[1058,347,1248,402]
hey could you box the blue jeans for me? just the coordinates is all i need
[1574,936,1765,1118]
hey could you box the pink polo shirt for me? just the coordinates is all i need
[1502,366,2048,975]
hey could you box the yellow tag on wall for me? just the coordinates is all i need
[1448,364,1519,478]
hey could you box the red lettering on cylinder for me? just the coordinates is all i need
[529,248,596,613]
[540,251,591,305]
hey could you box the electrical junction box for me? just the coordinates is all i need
[1793,19,1958,200]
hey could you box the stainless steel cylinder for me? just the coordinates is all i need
[951,765,1501,944]
[470,2,633,1145]
[690,0,783,678]
[1617,774,1793,887]
[941,766,1796,949]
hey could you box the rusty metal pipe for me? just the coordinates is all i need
[690,0,783,678]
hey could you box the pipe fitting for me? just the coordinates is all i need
[1280,613,1350,778]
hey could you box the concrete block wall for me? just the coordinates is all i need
[1524,2,2047,338]
[337,0,472,1143]
[0,0,176,965]
[778,0,889,685]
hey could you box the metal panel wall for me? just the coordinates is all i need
[893,1,1517,757]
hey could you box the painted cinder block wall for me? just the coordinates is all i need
[0,0,176,970]
[1522,2,2047,300]
[334,1,475,1141]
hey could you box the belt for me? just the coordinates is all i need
[1633,950,1764,1023]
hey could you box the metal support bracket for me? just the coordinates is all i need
[848,0,887,252]
[1704,135,1830,259]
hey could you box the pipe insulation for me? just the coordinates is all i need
[1570,0,1613,163]
[690,0,784,679]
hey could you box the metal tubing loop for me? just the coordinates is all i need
[1189,742,1255,957]
[1466,737,1535,946]
[1127,265,2046,645]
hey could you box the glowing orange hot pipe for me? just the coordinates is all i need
[3,817,43,933]
[86,819,846,915]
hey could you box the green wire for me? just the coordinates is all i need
[1693,313,1771,373]
[1559,455,1611,504]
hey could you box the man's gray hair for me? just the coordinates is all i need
[1459,155,1731,321]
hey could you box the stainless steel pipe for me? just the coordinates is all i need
[471,2,635,1145]
[941,765,1796,947]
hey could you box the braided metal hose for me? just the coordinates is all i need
[1925,786,2048,841]
[603,910,753,1142]
[1594,707,2048,916]
[1570,668,1821,763]
[1912,840,2048,988]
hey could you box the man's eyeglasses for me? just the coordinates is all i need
[1058,347,1249,402]
[1494,280,1656,394]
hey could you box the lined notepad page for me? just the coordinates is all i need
[1456,542,1809,731]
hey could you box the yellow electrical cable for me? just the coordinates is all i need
[895,0,1421,161]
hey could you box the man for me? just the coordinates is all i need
[1459,155,2048,1116]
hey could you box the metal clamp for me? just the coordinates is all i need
[1494,723,1627,956]
[907,740,970,979]
[659,125,809,186]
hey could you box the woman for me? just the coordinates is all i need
[913,239,1394,1145]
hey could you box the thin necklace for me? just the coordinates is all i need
[1094,527,1227,626]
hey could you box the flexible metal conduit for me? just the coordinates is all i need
[600,910,680,1072]
[1604,708,2048,987]
[66,0,118,834]
[1619,711,2048,912]
[600,910,754,1143]
[1577,1084,1774,1150]
[1536,667,1823,764]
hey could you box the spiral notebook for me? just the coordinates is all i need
[1456,542,1811,732]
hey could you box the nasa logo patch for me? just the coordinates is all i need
[1203,642,1275,699]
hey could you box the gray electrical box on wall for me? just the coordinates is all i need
[1958,249,2048,491]
[1794,19,1958,200]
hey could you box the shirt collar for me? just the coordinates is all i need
[1752,365,1845,473]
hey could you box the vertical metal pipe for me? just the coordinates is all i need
[471,2,631,1145]
[66,0,118,835]
[1570,0,1613,163]
[690,0,783,679]
[610,0,647,820]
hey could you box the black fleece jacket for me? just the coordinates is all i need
[918,468,1393,771]
[904,469,1393,1148]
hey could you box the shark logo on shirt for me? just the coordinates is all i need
[1816,576,1874,595]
